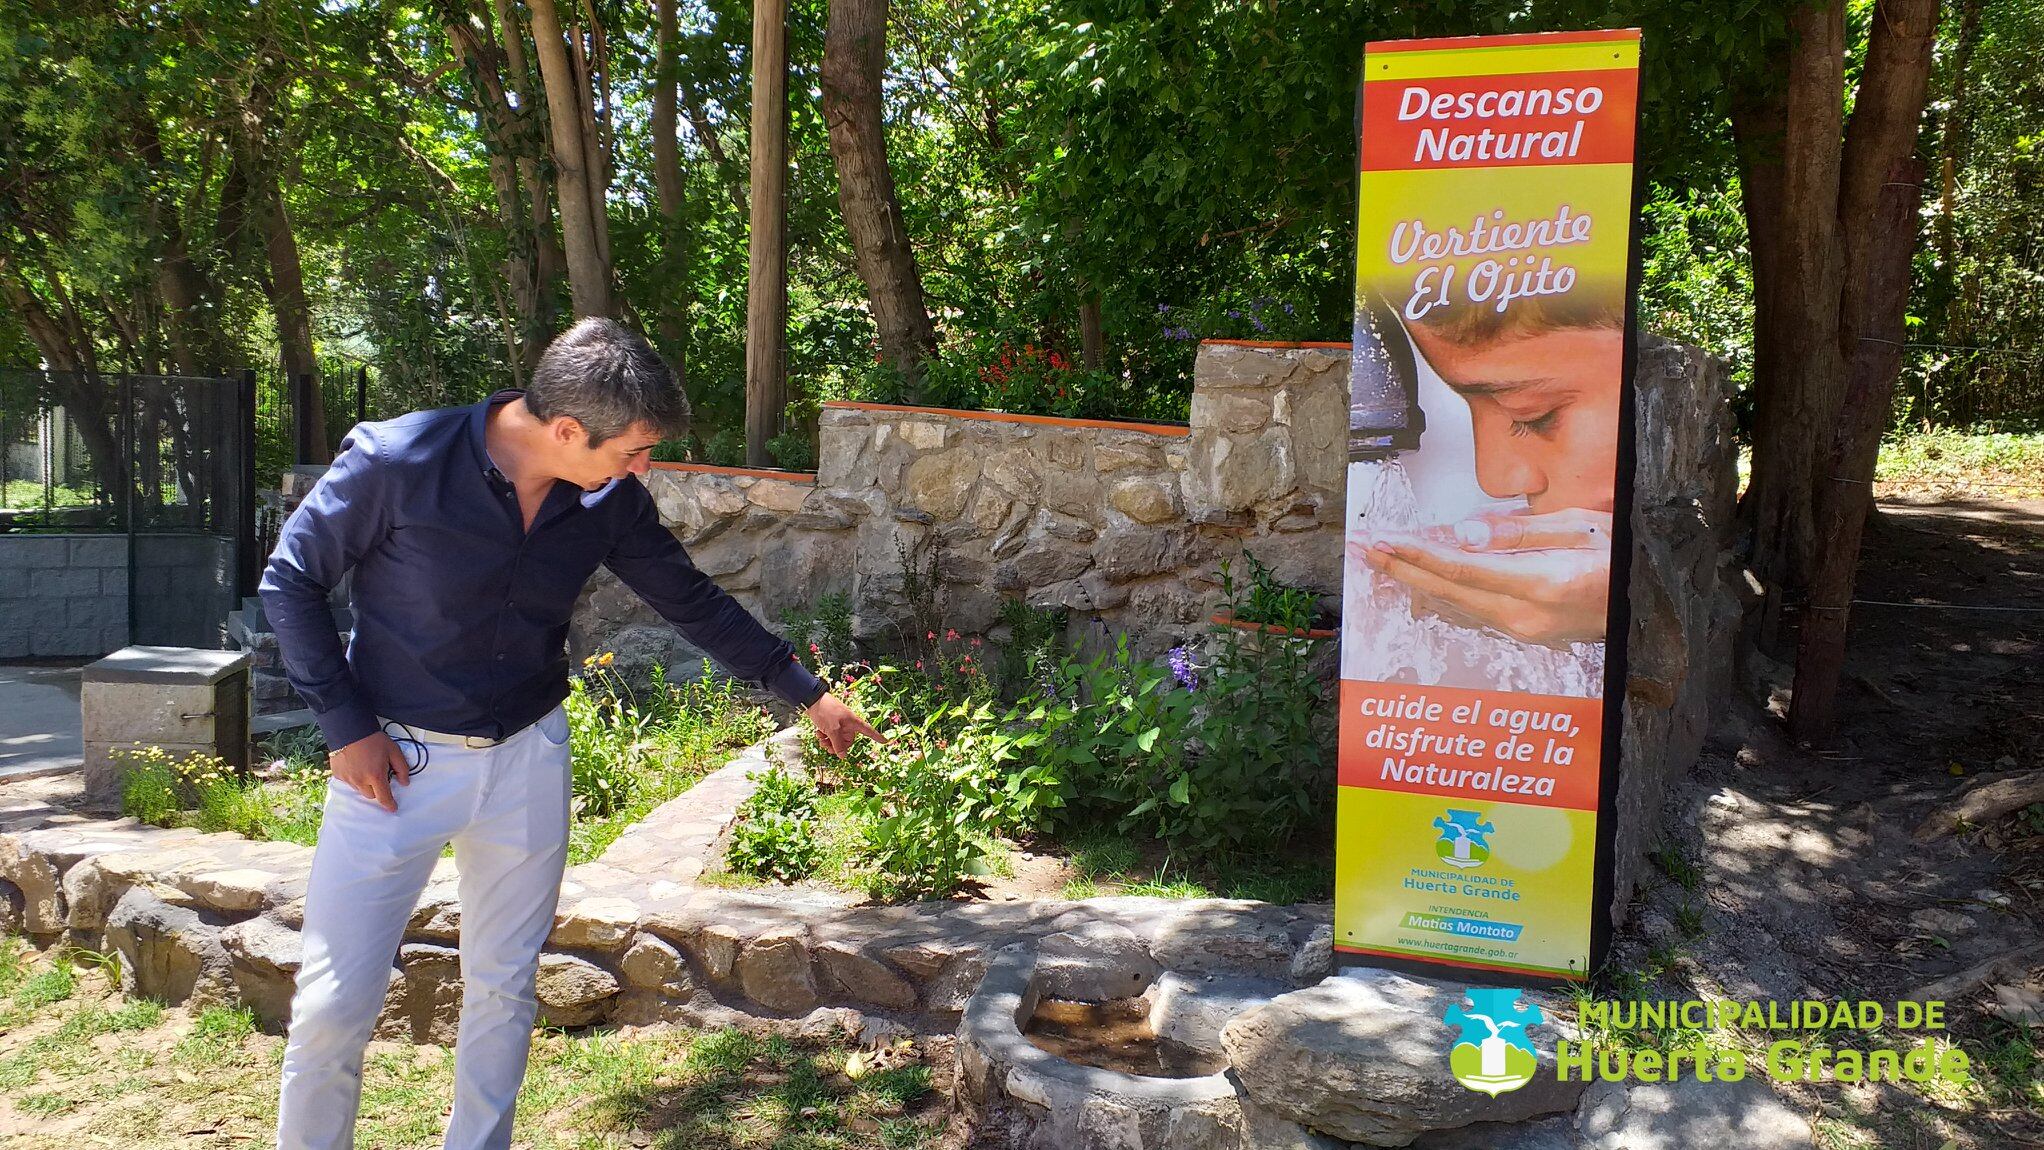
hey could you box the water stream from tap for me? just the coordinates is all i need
[1342,459,1604,698]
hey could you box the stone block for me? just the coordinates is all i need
[536,952,622,1028]
[737,926,818,1015]
[1222,969,1585,1146]
[105,884,235,1008]
[11,537,72,567]
[70,539,126,567]
[29,568,99,598]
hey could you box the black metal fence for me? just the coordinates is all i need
[0,369,256,651]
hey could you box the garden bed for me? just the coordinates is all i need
[114,660,774,867]
[710,554,1338,906]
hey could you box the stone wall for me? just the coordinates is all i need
[0,534,130,658]
[575,338,1739,926]
[573,345,1351,666]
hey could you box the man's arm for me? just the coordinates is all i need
[258,427,390,751]
[602,482,828,709]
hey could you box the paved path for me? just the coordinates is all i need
[0,661,84,780]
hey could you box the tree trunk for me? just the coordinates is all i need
[1935,0,1983,272]
[449,5,553,371]
[1079,289,1105,370]
[1788,160,1925,742]
[821,0,938,386]
[653,0,689,386]
[1740,0,1847,649]
[746,0,789,467]
[258,170,326,462]
[527,0,613,318]
[490,0,566,348]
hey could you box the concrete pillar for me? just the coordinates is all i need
[81,646,251,807]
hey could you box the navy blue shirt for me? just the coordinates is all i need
[260,392,824,750]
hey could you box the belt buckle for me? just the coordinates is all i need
[463,734,501,749]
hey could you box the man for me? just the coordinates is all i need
[261,318,879,1150]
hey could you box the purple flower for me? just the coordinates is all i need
[1250,316,1270,333]
[1226,309,1241,319]
[1167,645,1199,692]
[1157,303,1171,315]
[1282,302,1295,315]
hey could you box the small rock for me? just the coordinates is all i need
[1971,888,2013,909]
[1707,790,1739,810]
[1907,906,1977,936]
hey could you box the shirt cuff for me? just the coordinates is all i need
[764,656,828,710]
[312,701,381,752]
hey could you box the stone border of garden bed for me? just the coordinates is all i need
[0,727,1333,1048]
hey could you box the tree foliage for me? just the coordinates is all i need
[0,0,2035,473]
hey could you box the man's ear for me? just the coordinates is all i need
[550,416,588,447]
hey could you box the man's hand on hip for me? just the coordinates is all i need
[330,730,411,813]
[805,692,886,757]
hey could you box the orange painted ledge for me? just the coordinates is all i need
[648,461,818,483]
[822,400,1190,438]
[1199,339,1352,350]
[1210,611,1337,640]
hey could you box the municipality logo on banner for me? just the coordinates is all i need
[1432,809,1495,869]
[1445,988,1543,1096]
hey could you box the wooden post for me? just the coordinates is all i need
[745,0,789,467]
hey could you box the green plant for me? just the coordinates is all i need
[781,592,858,671]
[1014,635,1195,831]
[995,596,1068,698]
[1219,551,1321,632]
[839,699,1028,899]
[564,657,776,862]
[1164,562,1334,854]
[726,764,823,883]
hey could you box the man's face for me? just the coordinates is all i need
[551,418,664,490]
[1408,325,1623,515]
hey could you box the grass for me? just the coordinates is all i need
[1876,426,2044,498]
[0,934,948,1149]
[0,479,100,510]
[1054,830,1332,904]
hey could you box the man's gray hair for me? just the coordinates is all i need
[527,318,690,445]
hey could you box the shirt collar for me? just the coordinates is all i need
[471,389,525,481]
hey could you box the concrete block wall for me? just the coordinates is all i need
[0,534,130,658]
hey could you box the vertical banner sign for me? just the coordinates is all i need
[1337,29,1642,982]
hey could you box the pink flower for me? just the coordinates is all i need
[915,660,925,670]
[970,637,982,648]
[926,630,936,640]
[946,629,960,641]
[808,642,821,655]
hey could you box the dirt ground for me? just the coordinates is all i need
[1616,496,2044,1148]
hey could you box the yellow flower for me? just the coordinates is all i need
[598,652,615,666]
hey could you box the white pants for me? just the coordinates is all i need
[276,706,573,1150]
